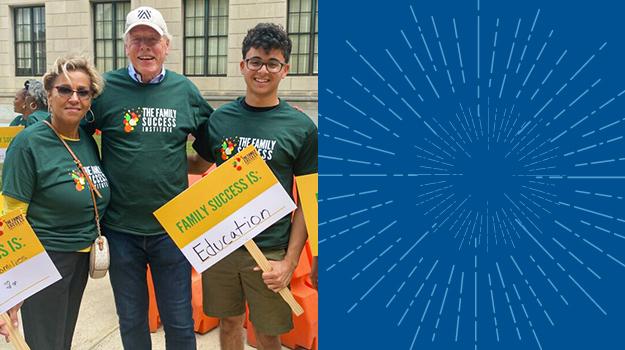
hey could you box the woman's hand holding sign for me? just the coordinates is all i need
[0,302,25,347]
[2,303,19,335]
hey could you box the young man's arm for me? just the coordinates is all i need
[257,205,308,292]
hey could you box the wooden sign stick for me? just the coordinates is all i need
[0,313,30,350]
[244,241,304,316]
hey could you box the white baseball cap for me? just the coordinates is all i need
[124,6,169,36]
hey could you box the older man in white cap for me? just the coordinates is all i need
[85,6,213,350]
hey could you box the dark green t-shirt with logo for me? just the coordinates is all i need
[193,97,318,249]
[9,110,48,127]
[87,68,213,235]
[2,119,111,252]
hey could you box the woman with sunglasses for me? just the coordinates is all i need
[2,54,110,350]
[9,79,48,127]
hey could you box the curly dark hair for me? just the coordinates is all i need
[242,23,292,63]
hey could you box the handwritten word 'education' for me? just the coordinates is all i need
[191,208,271,262]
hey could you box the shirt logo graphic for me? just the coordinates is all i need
[219,137,237,161]
[70,170,86,191]
[123,110,141,133]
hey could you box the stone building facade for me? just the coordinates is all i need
[0,0,318,122]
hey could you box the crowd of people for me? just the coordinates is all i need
[0,6,318,350]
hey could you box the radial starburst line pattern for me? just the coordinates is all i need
[321,0,625,349]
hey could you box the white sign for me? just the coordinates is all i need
[0,210,61,313]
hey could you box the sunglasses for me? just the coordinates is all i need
[54,85,92,100]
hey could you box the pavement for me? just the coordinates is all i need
[1,275,287,350]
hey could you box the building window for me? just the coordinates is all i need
[14,6,46,76]
[287,0,318,75]
[94,1,130,72]
[184,0,229,76]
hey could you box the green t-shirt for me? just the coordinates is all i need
[8,110,48,127]
[87,68,213,235]
[2,119,111,252]
[8,115,24,127]
[193,97,318,249]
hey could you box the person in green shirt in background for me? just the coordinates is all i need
[9,79,48,127]
[10,84,27,124]
[189,23,318,350]
[2,54,110,350]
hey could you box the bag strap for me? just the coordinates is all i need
[43,120,103,240]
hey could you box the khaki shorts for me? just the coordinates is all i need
[202,247,293,336]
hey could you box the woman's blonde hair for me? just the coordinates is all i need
[43,54,104,98]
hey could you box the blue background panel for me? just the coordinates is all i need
[320,1,625,349]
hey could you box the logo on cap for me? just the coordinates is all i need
[125,6,169,36]
[137,9,152,20]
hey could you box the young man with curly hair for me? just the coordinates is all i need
[190,23,318,350]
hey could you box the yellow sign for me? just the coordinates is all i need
[154,145,297,272]
[0,209,61,313]
[0,126,24,163]
[0,210,43,266]
[0,126,23,147]
[295,173,318,256]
